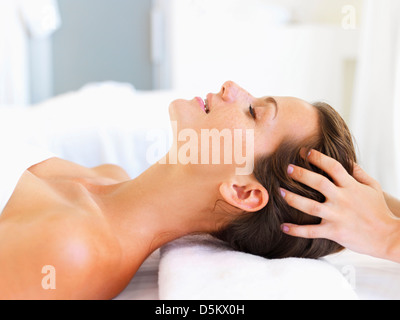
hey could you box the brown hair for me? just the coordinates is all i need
[212,101,357,259]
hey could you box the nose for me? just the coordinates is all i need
[220,81,247,103]
[220,81,239,102]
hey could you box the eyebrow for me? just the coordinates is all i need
[264,97,279,119]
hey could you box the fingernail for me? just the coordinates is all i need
[287,165,294,175]
[307,150,312,157]
[280,188,286,198]
[281,224,289,233]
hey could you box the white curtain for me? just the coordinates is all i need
[0,0,60,107]
[350,0,400,197]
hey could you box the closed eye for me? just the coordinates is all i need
[249,105,256,119]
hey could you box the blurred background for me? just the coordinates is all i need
[1,0,363,113]
[0,0,399,196]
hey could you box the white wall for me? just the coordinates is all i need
[264,0,363,25]
[152,0,362,119]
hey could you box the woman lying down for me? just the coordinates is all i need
[0,81,396,299]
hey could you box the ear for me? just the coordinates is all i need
[219,177,269,212]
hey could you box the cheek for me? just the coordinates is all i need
[209,109,248,131]
[209,111,258,172]
[169,106,257,174]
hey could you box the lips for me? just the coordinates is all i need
[195,96,210,114]
[195,97,206,113]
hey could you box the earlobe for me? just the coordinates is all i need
[219,181,269,213]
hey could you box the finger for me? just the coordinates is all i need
[306,149,352,187]
[281,188,329,219]
[288,164,336,198]
[352,163,380,189]
[281,223,329,240]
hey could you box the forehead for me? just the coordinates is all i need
[273,96,319,141]
[273,96,314,112]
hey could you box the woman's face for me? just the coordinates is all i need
[168,81,319,174]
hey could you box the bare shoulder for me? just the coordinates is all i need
[0,210,123,299]
[49,214,124,299]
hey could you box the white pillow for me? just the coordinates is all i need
[159,235,358,300]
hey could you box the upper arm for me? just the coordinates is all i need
[0,231,90,299]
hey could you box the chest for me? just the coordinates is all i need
[0,158,116,220]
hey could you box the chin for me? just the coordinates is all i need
[168,99,184,121]
[168,99,202,130]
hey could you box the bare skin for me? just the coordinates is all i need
[0,159,130,299]
[0,81,319,299]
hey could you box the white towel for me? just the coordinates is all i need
[159,235,358,300]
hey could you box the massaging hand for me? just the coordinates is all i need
[280,150,400,262]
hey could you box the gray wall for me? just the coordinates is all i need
[53,0,153,95]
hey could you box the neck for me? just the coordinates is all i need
[91,161,222,261]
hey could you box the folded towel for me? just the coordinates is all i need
[159,234,358,300]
